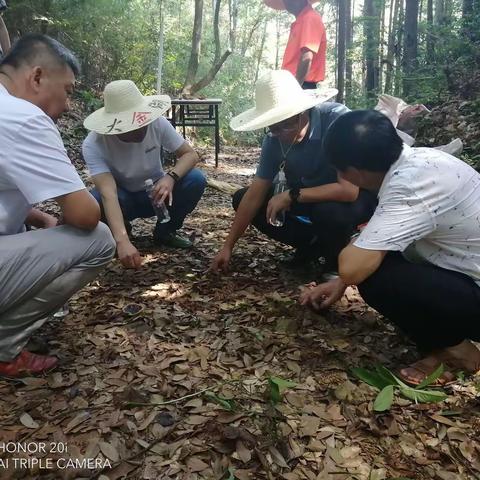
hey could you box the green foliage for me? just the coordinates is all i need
[352,364,448,412]
[4,0,275,144]
[268,376,297,405]
[204,391,235,411]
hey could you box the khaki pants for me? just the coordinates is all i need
[0,223,115,361]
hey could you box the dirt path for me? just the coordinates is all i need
[1,147,479,480]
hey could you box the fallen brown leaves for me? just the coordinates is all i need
[1,145,480,480]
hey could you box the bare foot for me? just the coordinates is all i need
[399,354,456,386]
[437,340,480,373]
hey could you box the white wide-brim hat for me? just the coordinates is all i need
[83,80,172,135]
[264,0,318,11]
[230,70,338,132]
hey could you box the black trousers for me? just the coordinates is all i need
[358,252,480,352]
[233,187,377,264]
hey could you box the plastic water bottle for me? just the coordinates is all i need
[145,178,170,224]
[270,170,287,227]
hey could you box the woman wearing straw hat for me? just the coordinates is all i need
[264,0,326,89]
[82,80,206,269]
[210,70,377,273]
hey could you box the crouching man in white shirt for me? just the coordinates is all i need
[300,110,480,385]
[0,34,115,377]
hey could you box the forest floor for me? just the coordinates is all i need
[1,128,480,480]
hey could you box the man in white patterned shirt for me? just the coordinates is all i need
[300,109,480,385]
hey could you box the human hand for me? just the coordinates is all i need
[299,277,347,311]
[152,175,175,207]
[210,245,232,273]
[41,213,59,229]
[117,240,143,269]
[266,191,291,226]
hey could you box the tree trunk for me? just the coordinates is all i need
[384,0,399,93]
[183,0,204,94]
[364,0,379,100]
[345,0,353,103]
[337,0,347,102]
[275,15,281,69]
[394,0,404,95]
[403,0,419,97]
[426,0,434,63]
[228,0,238,50]
[254,21,268,84]
[182,0,232,96]
[378,0,386,92]
[461,0,476,40]
[462,0,474,16]
[434,0,445,25]
[156,0,164,93]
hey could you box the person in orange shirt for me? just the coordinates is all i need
[264,0,326,89]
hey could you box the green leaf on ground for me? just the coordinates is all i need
[416,363,444,388]
[268,376,297,404]
[373,385,394,412]
[204,391,235,411]
[399,386,447,403]
[352,367,393,390]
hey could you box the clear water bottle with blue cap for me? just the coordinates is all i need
[145,178,170,223]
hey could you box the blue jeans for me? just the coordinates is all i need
[91,168,206,239]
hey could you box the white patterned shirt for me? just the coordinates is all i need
[355,145,480,285]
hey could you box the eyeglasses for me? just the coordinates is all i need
[265,115,301,137]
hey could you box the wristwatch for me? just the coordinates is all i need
[289,187,301,204]
[167,171,180,183]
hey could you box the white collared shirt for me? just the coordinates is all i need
[0,83,85,235]
[355,145,480,285]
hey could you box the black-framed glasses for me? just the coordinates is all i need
[264,114,301,137]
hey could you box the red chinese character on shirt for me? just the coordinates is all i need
[132,112,152,126]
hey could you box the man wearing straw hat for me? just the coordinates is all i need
[82,80,206,269]
[0,34,115,377]
[264,0,326,89]
[211,70,377,273]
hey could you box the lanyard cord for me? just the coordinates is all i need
[277,115,301,174]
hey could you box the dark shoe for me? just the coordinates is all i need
[153,232,193,249]
[0,350,58,377]
[25,337,49,355]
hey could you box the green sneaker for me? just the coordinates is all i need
[155,232,193,249]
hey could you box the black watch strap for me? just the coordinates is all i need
[289,187,301,203]
[167,171,180,183]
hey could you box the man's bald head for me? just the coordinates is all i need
[0,33,80,76]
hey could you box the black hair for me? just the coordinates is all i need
[0,33,80,76]
[323,109,403,172]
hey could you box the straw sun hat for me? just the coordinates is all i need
[264,0,318,11]
[83,80,172,135]
[230,70,338,132]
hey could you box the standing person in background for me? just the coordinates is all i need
[264,0,326,89]
[0,0,11,58]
